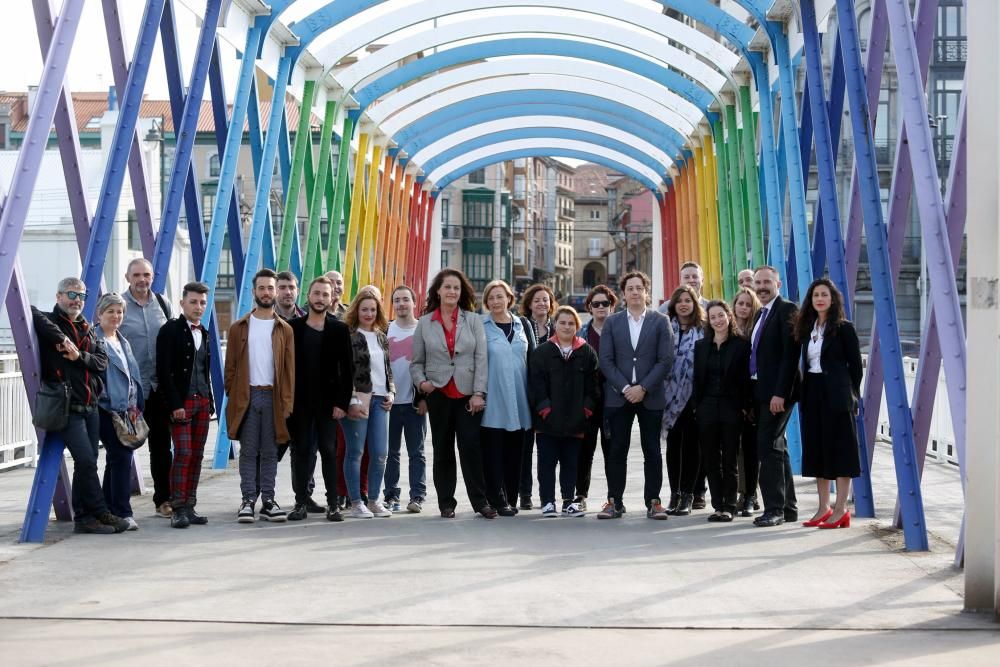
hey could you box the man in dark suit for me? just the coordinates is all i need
[286,276,355,522]
[597,271,675,520]
[748,266,801,527]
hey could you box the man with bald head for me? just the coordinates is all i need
[324,270,348,320]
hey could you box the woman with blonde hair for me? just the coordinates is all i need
[341,288,395,518]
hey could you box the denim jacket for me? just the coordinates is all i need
[96,328,143,413]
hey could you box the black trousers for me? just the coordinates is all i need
[481,427,524,510]
[576,407,610,499]
[518,430,534,498]
[426,392,489,512]
[290,410,338,506]
[536,433,580,506]
[606,402,664,508]
[698,418,742,512]
[144,388,173,507]
[739,417,759,499]
[61,410,108,521]
[756,402,798,515]
[665,402,700,495]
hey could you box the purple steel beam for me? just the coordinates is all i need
[896,88,968,555]
[856,0,937,467]
[883,0,967,480]
[102,0,157,257]
[32,0,93,259]
[0,0,84,317]
[844,0,888,296]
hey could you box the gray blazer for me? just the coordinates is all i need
[410,309,488,396]
[599,307,675,410]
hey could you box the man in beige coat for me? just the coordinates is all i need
[225,268,295,523]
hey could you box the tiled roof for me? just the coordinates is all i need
[2,91,320,135]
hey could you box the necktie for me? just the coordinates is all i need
[749,306,769,377]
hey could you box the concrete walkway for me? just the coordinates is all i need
[0,425,996,664]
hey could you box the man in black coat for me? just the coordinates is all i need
[286,276,355,522]
[748,266,801,527]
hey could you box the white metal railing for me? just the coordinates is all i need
[862,354,958,466]
[0,353,38,471]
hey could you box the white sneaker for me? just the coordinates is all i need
[349,501,374,519]
[124,516,139,531]
[562,502,586,518]
[368,499,392,517]
[541,502,558,517]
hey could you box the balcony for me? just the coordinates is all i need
[934,37,967,66]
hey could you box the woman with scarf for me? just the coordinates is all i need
[661,285,706,515]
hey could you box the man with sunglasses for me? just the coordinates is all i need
[32,278,128,534]
[574,285,618,511]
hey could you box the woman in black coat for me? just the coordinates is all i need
[693,301,752,522]
[528,306,600,518]
[793,279,864,530]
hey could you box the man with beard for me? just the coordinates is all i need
[286,276,355,521]
[324,270,348,319]
[748,265,801,527]
[275,271,306,321]
[225,269,295,523]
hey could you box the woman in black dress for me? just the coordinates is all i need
[793,279,863,529]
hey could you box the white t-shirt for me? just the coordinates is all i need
[362,329,389,397]
[387,320,417,404]
[248,314,276,386]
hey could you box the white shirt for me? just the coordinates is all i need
[626,308,646,383]
[105,336,131,382]
[387,321,418,404]
[750,304,770,380]
[186,319,203,351]
[807,322,825,373]
[362,330,388,396]
[248,314,275,386]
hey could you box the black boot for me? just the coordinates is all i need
[673,493,694,516]
[666,492,681,513]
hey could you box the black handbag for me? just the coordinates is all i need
[33,381,70,432]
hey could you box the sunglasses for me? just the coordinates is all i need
[590,300,611,308]
[63,290,88,302]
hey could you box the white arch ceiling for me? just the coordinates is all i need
[410,116,675,173]
[366,58,703,135]
[425,138,664,188]
[378,75,696,142]
[332,14,728,98]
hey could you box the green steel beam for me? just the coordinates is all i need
[724,104,746,294]
[740,86,765,267]
[712,118,735,294]
[327,115,355,272]
[277,80,317,271]
[301,99,337,295]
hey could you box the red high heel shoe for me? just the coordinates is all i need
[802,508,834,527]
[818,511,851,529]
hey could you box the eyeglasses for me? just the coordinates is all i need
[590,301,611,308]
[63,290,88,302]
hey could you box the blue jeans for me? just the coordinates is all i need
[99,409,135,518]
[341,395,390,503]
[384,403,427,501]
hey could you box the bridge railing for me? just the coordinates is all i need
[0,353,37,471]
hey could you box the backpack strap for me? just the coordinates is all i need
[154,292,171,320]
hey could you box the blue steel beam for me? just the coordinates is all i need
[836,0,928,551]
[749,54,788,284]
[80,0,166,320]
[420,128,672,178]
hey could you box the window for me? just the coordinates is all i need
[467,168,486,185]
[127,210,142,251]
[463,191,494,238]
[588,237,603,257]
[441,250,450,268]
[208,153,221,178]
[440,197,450,224]
[590,209,601,220]
[873,87,891,162]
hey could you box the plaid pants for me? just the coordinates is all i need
[170,395,212,509]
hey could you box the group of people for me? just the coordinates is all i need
[32,255,863,534]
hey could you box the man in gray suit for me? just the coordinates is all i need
[597,271,675,520]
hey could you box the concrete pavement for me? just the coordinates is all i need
[0,424,996,664]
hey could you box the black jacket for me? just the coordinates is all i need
[751,296,801,404]
[32,305,108,409]
[288,314,355,415]
[528,338,599,438]
[156,316,214,413]
[692,335,752,423]
[800,320,864,413]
